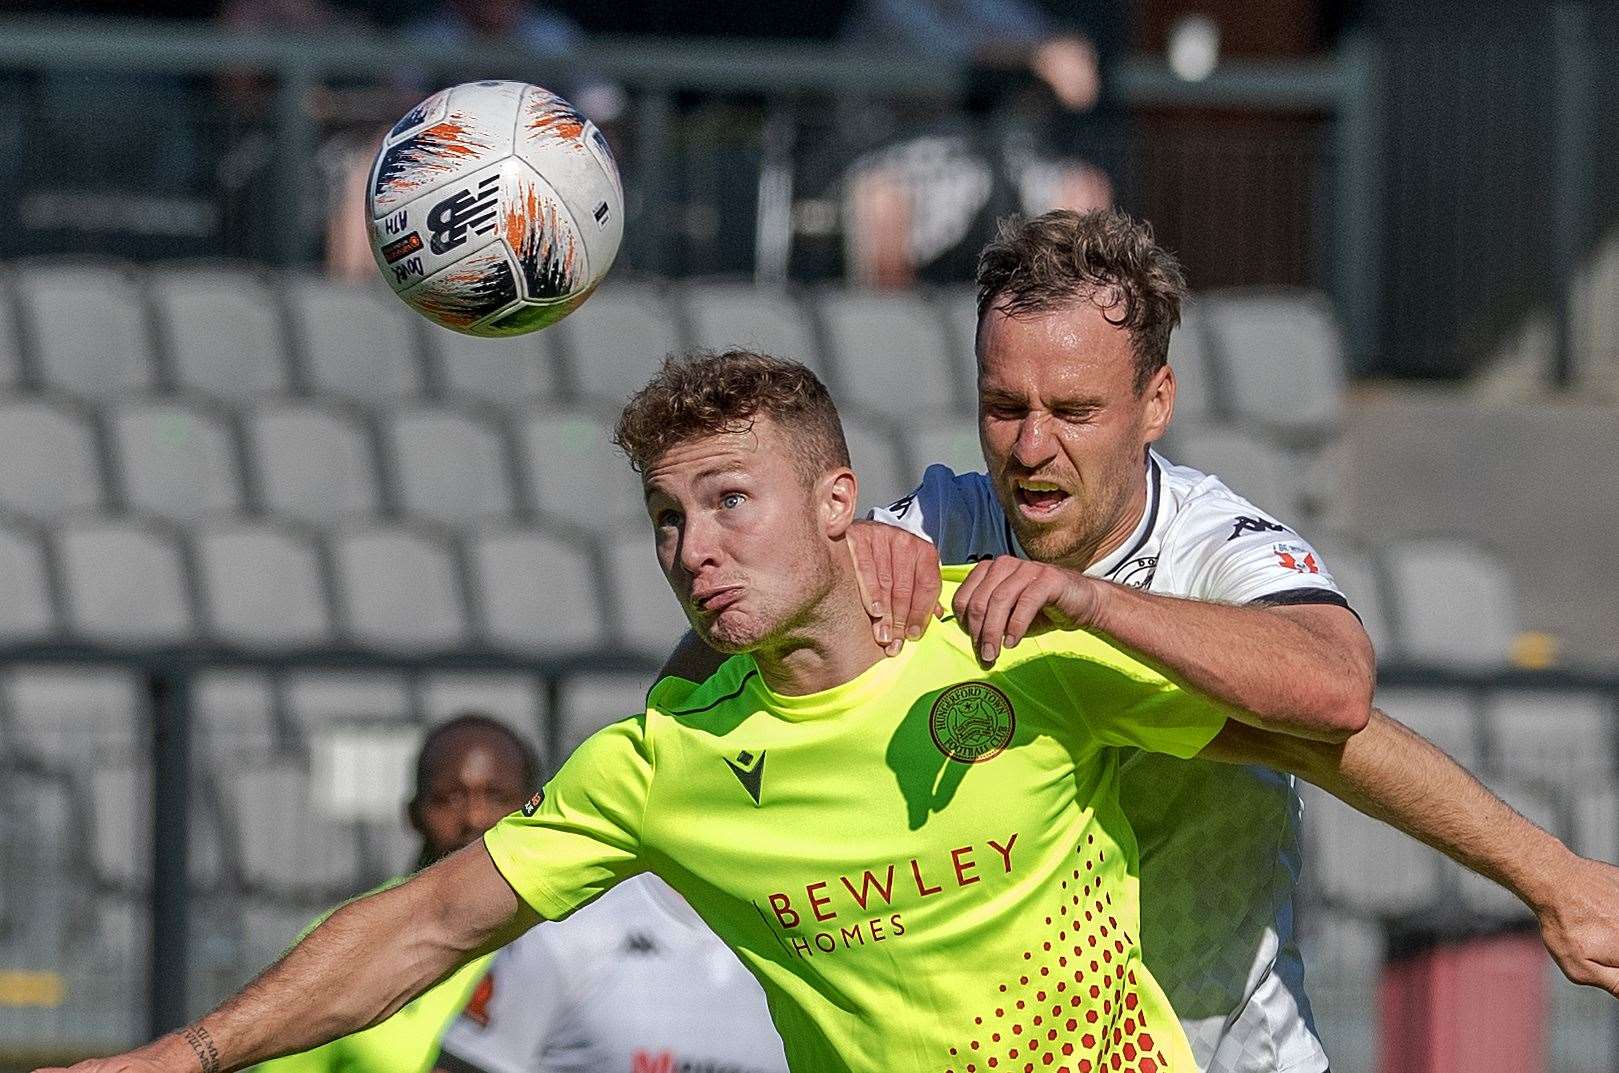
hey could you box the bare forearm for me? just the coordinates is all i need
[1088,585,1372,740]
[130,845,528,1073]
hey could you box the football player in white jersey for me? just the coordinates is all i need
[433,874,789,1073]
[660,209,1619,1072]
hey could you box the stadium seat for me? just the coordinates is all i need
[0,395,103,522]
[519,407,645,534]
[1301,783,1442,915]
[384,405,516,529]
[14,262,157,400]
[815,289,963,414]
[556,672,655,758]
[1201,288,1346,442]
[559,281,684,406]
[842,414,909,511]
[1484,689,1614,794]
[86,759,226,891]
[284,278,424,408]
[233,759,363,897]
[1571,781,1619,864]
[1308,538,1393,657]
[423,318,557,411]
[281,670,415,732]
[3,666,142,764]
[1168,298,1222,425]
[195,518,332,649]
[604,532,691,655]
[191,669,280,758]
[1166,423,1310,524]
[55,516,194,645]
[1380,538,1520,668]
[246,400,381,528]
[468,524,607,654]
[901,422,984,485]
[1297,908,1381,1073]
[1373,687,1481,768]
[934,286,980,396]
[418,672,546,755]
[149,267,291,404]
[684,282,826,377]
[0,518,55,643]
[107,399,243,525]
[0,269,21,389]
[331,523,468,653]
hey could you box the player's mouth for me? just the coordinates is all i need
[1013,479,1071,520]
[691,585,745,615]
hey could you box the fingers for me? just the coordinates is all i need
[847,526,895,647]
[954,557,1026,663]
[888,544,916,646]
[909,549,944,639]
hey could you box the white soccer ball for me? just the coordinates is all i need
[367,80,624,337]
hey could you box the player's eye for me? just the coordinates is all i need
[1057,407,1098,423]
[656,509,683,528]
[720,492,746,510]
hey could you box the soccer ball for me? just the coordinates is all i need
[367,81,624,337]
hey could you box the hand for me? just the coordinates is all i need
[953,556,1102,664]
[1534,855,1619,996]
[34,1056,171,1073]
[1031,35,1100,112]
[847,521,943,655]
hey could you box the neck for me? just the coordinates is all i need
[752,553,887,696]
[1070,456,1151,573]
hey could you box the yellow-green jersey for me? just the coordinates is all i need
[254,878,493,1073]
[485,567,1230,1073]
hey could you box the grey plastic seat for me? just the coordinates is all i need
[14,263,156,400]
[55,517,193,645]
[1572,781,1619,864]
[285,278,423,408]
[470,525,605,653]
[1382,538,1519,668]
[149,267,291,404]
[0,519,55,643]
[902,422,984,484]
[1202,289,1346,442]
[0,270,21,390]
[1168,424,1308,524]
[233,759,362,896]
[1302,783,1442,914]
[1373,687,1481,768]
[4,666,142,763]
[557,672,655,758]
[842,415,907,512]
[282,670,415,732]
[419,674,545,745]
[1168,298,1220,424]
[425,319,557,411]
[561,282,683,405]
[1484,689,1613,793]
[108,399,242,525]
[87,760,224,891]
[520,408,645,533]
[195,519,332,649]
[604,533,691,655]
[937,286,980,395]
[332,524,468,652]
[816,289,960,413]
[247,401,380,528]
[192,669,279,758]
[386,406,515,529]
[685,283,825,375]
[0,396,103,522]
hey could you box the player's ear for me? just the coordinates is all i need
[1141,364,1174,444]
[821,466,859,538]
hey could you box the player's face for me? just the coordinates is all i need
[977,299,1173,571]
[412,736,531,862]
[644,418,851,654]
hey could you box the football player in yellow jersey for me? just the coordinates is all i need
[45,351,1396,1073]
[252,714,537,1073]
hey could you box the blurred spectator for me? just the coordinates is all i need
[838,0,1122,286]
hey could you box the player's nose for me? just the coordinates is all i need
[1010,414,1056,468]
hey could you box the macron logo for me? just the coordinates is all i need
[725,750,766,806]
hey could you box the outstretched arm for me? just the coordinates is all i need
[40,843,538,1073]
[1202,710,1619,996]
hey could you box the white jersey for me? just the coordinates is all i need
[438,875,789,1073]
[868,450,1351,1073]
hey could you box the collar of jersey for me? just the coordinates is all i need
[745,639,920,720]
[1087,452,1163,579]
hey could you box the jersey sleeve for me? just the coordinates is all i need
[483,715,653,921]
[1023,630,1229,758]
[437,932,570,1073]
[864,464,1015,565]
[1166,494,1350,608]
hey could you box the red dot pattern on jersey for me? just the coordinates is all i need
[939,836,1173,1073]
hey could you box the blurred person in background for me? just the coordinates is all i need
[254,713,538,1073]
[839,0,1125,286]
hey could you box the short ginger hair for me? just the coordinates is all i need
[976,209,1187,393]
[614,350,851,486]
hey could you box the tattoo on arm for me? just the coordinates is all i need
[183,1025,222,1073]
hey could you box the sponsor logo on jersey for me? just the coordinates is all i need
[521,789,545,817]
[427,174,500,255]
[462,972,495,1028]
[928,682,1016,763]
[724,750,766,806]
[631,1051,779,1073]
[885,493,915,515]
[1116,555,1157,589]
[1272,543,1322,574]
[1227,515,1289,541]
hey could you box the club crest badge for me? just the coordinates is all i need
[929,682,1016,763]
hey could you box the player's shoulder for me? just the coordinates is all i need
[1153,450,1297,546]
[893,463,997,513]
